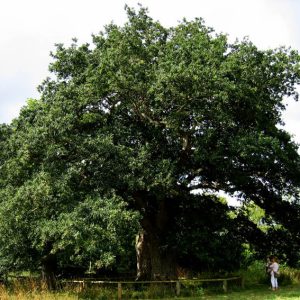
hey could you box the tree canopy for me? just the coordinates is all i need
[0,6,300,281]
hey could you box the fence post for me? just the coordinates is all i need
[80,280,85,292]
[241,275,245,289]
[222,279,227,292]
[118,282,122,300]
[176,281,181,296]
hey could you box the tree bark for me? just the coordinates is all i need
[135,196,177,280]
[135,229,177,280]
[41,253,57,290]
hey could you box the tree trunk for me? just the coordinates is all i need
[136,229,177,280]
[133,192,178,280]
[41,253,57,290]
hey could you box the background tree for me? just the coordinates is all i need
[0,5,300,281]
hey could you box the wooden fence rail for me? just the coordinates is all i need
[62,276,244,299]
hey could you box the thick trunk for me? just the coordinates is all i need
[133,192,178,280]
[136,229,177,280]
[41,253,57,290]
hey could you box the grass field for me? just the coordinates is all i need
[1,284,300,299]
[179,284,300,300]
[2,261,299,299]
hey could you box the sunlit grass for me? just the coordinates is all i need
[0,290,77,300]
[0,282,78,300]
[1,286,300,300]
[2,266,300,300]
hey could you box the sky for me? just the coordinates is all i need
[1,0,300,145]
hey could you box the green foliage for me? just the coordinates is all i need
[242,260,268,285]
[242,260,297,287]
[172,195,246,272]
[0,5,300,278]
[0,170,140,273]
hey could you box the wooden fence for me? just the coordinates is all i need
[62,276,244,299]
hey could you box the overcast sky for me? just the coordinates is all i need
[1,0,300,143]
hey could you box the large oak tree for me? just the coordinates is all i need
[0,6,300,281]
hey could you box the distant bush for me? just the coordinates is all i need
[241,260,300,287]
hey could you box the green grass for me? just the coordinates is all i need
[0,291,77,300]
[75,284,300,299]
[2,284,300,299]
[168,284,300,300]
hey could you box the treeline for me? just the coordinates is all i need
[1,5,300,288]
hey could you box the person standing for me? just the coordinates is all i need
[269,256,279,291]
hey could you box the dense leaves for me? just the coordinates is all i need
[0,5,300,279]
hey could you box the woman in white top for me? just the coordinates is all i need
[269,256,279,290]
